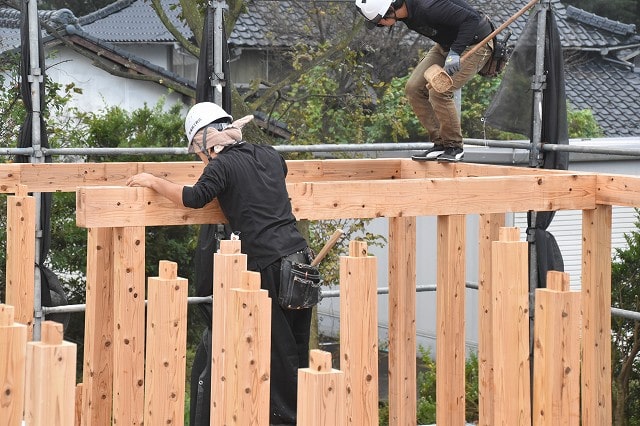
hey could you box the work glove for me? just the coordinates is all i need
[444,51,461,76]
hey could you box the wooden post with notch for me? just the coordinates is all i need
[491,227,531,425]
[340,240,378,425]
[533,271,580,426]
[24,321,77,426]
[144,261,188,426]
[297,349,345,425]
[210,239,248,425]
[223,270,271,425]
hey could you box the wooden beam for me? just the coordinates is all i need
[436,215,466,426]
[112,227,146,426]
[596,173,640,207]
[82,228,114,426]
[387,216,417,426]
[477,214,505,426]
[581,206,612,425]
[76,174,597,227]
[0,159,606,193]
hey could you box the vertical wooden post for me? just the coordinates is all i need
[224,271,271,425]
[581,205,612,426]
[340,240,378,425]
[144,261,188,426]
[75,384,83,426]
[0,304,28,426]
[388,217,416,426]
[211,239,247,425]
[24,321,77,426]
[491,227,531,426]
[81,227,114,426]
[436,215,466,426]
[112,226,146,426]
[6,185,35,337]
[533,271,580,426]
[297,349,345,426]
[478,213,505,426]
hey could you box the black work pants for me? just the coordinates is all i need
[190,259,312,426]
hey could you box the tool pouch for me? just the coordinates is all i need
[479,17,513,78]
[279,249,322,310]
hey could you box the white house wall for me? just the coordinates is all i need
[45,44,186,114]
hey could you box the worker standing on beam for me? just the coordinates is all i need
[355,0,493,162]
[127,102,314,426]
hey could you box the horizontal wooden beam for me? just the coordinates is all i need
[76,173,597,228]
[595,173,640,207]
[0,159,582,193]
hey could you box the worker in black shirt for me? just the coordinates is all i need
[127,102,311,426]
[355,0,493,162]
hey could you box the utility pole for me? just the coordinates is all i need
[26,0,45,340]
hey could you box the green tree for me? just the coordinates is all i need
[611,209,640,426]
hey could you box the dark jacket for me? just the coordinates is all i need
[182,142,307,270]
[401,0,492,54]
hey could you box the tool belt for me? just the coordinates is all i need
[279,247,322,310]
[478,16,513,78]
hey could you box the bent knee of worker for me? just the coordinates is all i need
[405,78,429,102]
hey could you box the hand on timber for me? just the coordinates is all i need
[126,172,156,188]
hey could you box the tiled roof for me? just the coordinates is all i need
[565,56,640,136]
[78,0,191,43]
[475,0,639,49]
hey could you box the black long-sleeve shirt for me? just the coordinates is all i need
[401,0,492,55]
[182,142,307,270]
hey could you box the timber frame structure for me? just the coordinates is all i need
[1,157,639,425]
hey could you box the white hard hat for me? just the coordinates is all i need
[184,102,233,144]
[354,0,393,22]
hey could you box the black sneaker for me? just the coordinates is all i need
[411,144,445,161]
[437,146,464,162]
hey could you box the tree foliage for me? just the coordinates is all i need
[611,209,640,426]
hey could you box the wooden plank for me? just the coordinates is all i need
[286,158,404,182]
[224,271,271,426]
[82,228,114,426]
[144,261,188,426]
[211,240,247,425]
[76,174,597,228]
[478,214,505,426]
[6,190,36,336]
[76,186,227,228]
[340,241,378,426]
[297,350,345,426]
[289,174,596,220]
[436,215,466,426]
[492,230,531,426]
[533,282,580,426]
[112,227,146,426]
[0,304,28,426]
[24,321,77,426]
[0,160,595,194]
[387,217,417,426]
[595,173,640,207]
[581,206,612,426]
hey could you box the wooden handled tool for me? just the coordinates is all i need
[424,0,539,93]
[311,229,344,267]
